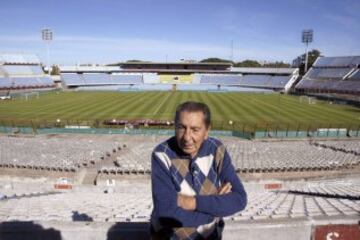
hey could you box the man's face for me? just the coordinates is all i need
[175,111,210,158]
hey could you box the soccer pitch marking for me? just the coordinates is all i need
[151,92,173,117]
[0,91,359,129]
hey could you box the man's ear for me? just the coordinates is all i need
[205,125,211,139]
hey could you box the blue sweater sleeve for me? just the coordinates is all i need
[151,152,214,227]
[195,149,247,217]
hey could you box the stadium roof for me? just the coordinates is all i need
[230,67,298,75]
[120,69,233,73]
[118,62,232,66]
[0,53,41,65]
[314,56,360,67]
[117,62,232,72]
[60,65,122,73]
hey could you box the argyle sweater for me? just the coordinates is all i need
[151,137,247,240]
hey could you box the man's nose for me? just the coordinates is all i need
[183,129,191,141]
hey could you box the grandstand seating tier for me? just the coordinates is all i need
[0,53,41,65]
[0,54,52,90]
[296,56,360,93]
[349,70,360,80]
[0,179,359,223]
[315,56,360,67]
[62,72,294,91]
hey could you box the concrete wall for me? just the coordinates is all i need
[1,216,358,240]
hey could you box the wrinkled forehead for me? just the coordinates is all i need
[176,110,207,128]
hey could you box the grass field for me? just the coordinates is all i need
[0,91,359,131]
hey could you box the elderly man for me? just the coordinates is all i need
[151,101,247,240]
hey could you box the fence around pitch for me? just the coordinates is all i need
[0,119,359,139]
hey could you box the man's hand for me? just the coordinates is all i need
[177,183,232,211]
[218,182,232,195]
[177,194,196,211]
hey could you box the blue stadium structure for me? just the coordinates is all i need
[60,63,299,93]
[296,56,360,94]
[0,53,55,90]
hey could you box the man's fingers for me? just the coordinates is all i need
[223,183,232,194]
[219,182,232,194]
[219,183,228,194]
[226,184,232,193]
[177,194,183,207]
[177,194,196,211]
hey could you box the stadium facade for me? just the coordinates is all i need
[2,52,359,98]
[0,53,54,91]
[59,62,299,93]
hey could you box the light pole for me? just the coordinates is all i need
[230,40,234,62]
[302,29,313,73]
[42,28,53,75]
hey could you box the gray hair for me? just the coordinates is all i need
[175,101,211,128]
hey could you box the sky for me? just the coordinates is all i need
[0,0,359,65]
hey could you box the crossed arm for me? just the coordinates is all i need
[151,150,247,227]
[177,182,232,211]
[151,156,214,227]
[177,151,247,217]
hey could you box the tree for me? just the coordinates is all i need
[200,58,233,64]
[126,60,144,63]
[263,61,290,68]
[234,60,261,67]
[50,65,61,75]
[293,49,322,75]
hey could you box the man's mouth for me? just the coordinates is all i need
[183,144,193,149]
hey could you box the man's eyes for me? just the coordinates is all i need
[176,126,201,132]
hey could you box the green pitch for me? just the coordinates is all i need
[0,91,359,130]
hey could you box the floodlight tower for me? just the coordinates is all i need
[302,29,313,73]
[42,28,53,75]
[230,40,234,62]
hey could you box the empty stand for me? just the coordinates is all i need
[349,70,360,80]
[315,56,360,68]
[0,134,358,240]
[296,56,360,94]
[1,65,34,75]
[96,137,360,175]
[62,73,143,87]
[82,73,112,85]
[0,53,41,65]
[0,53,54,90]
[0,136,122,172]
[239,75,292,89]
[0,77,12,89]
[200,74,241,85]
[60,68,296,92]
[0,134,358,175]
[61,73,85,86]
[111,74,143,84]
[0,77,54,89]
[0,179,358,223]
[176,84,219,91]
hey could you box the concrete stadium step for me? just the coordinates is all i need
[81,169,99,185]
